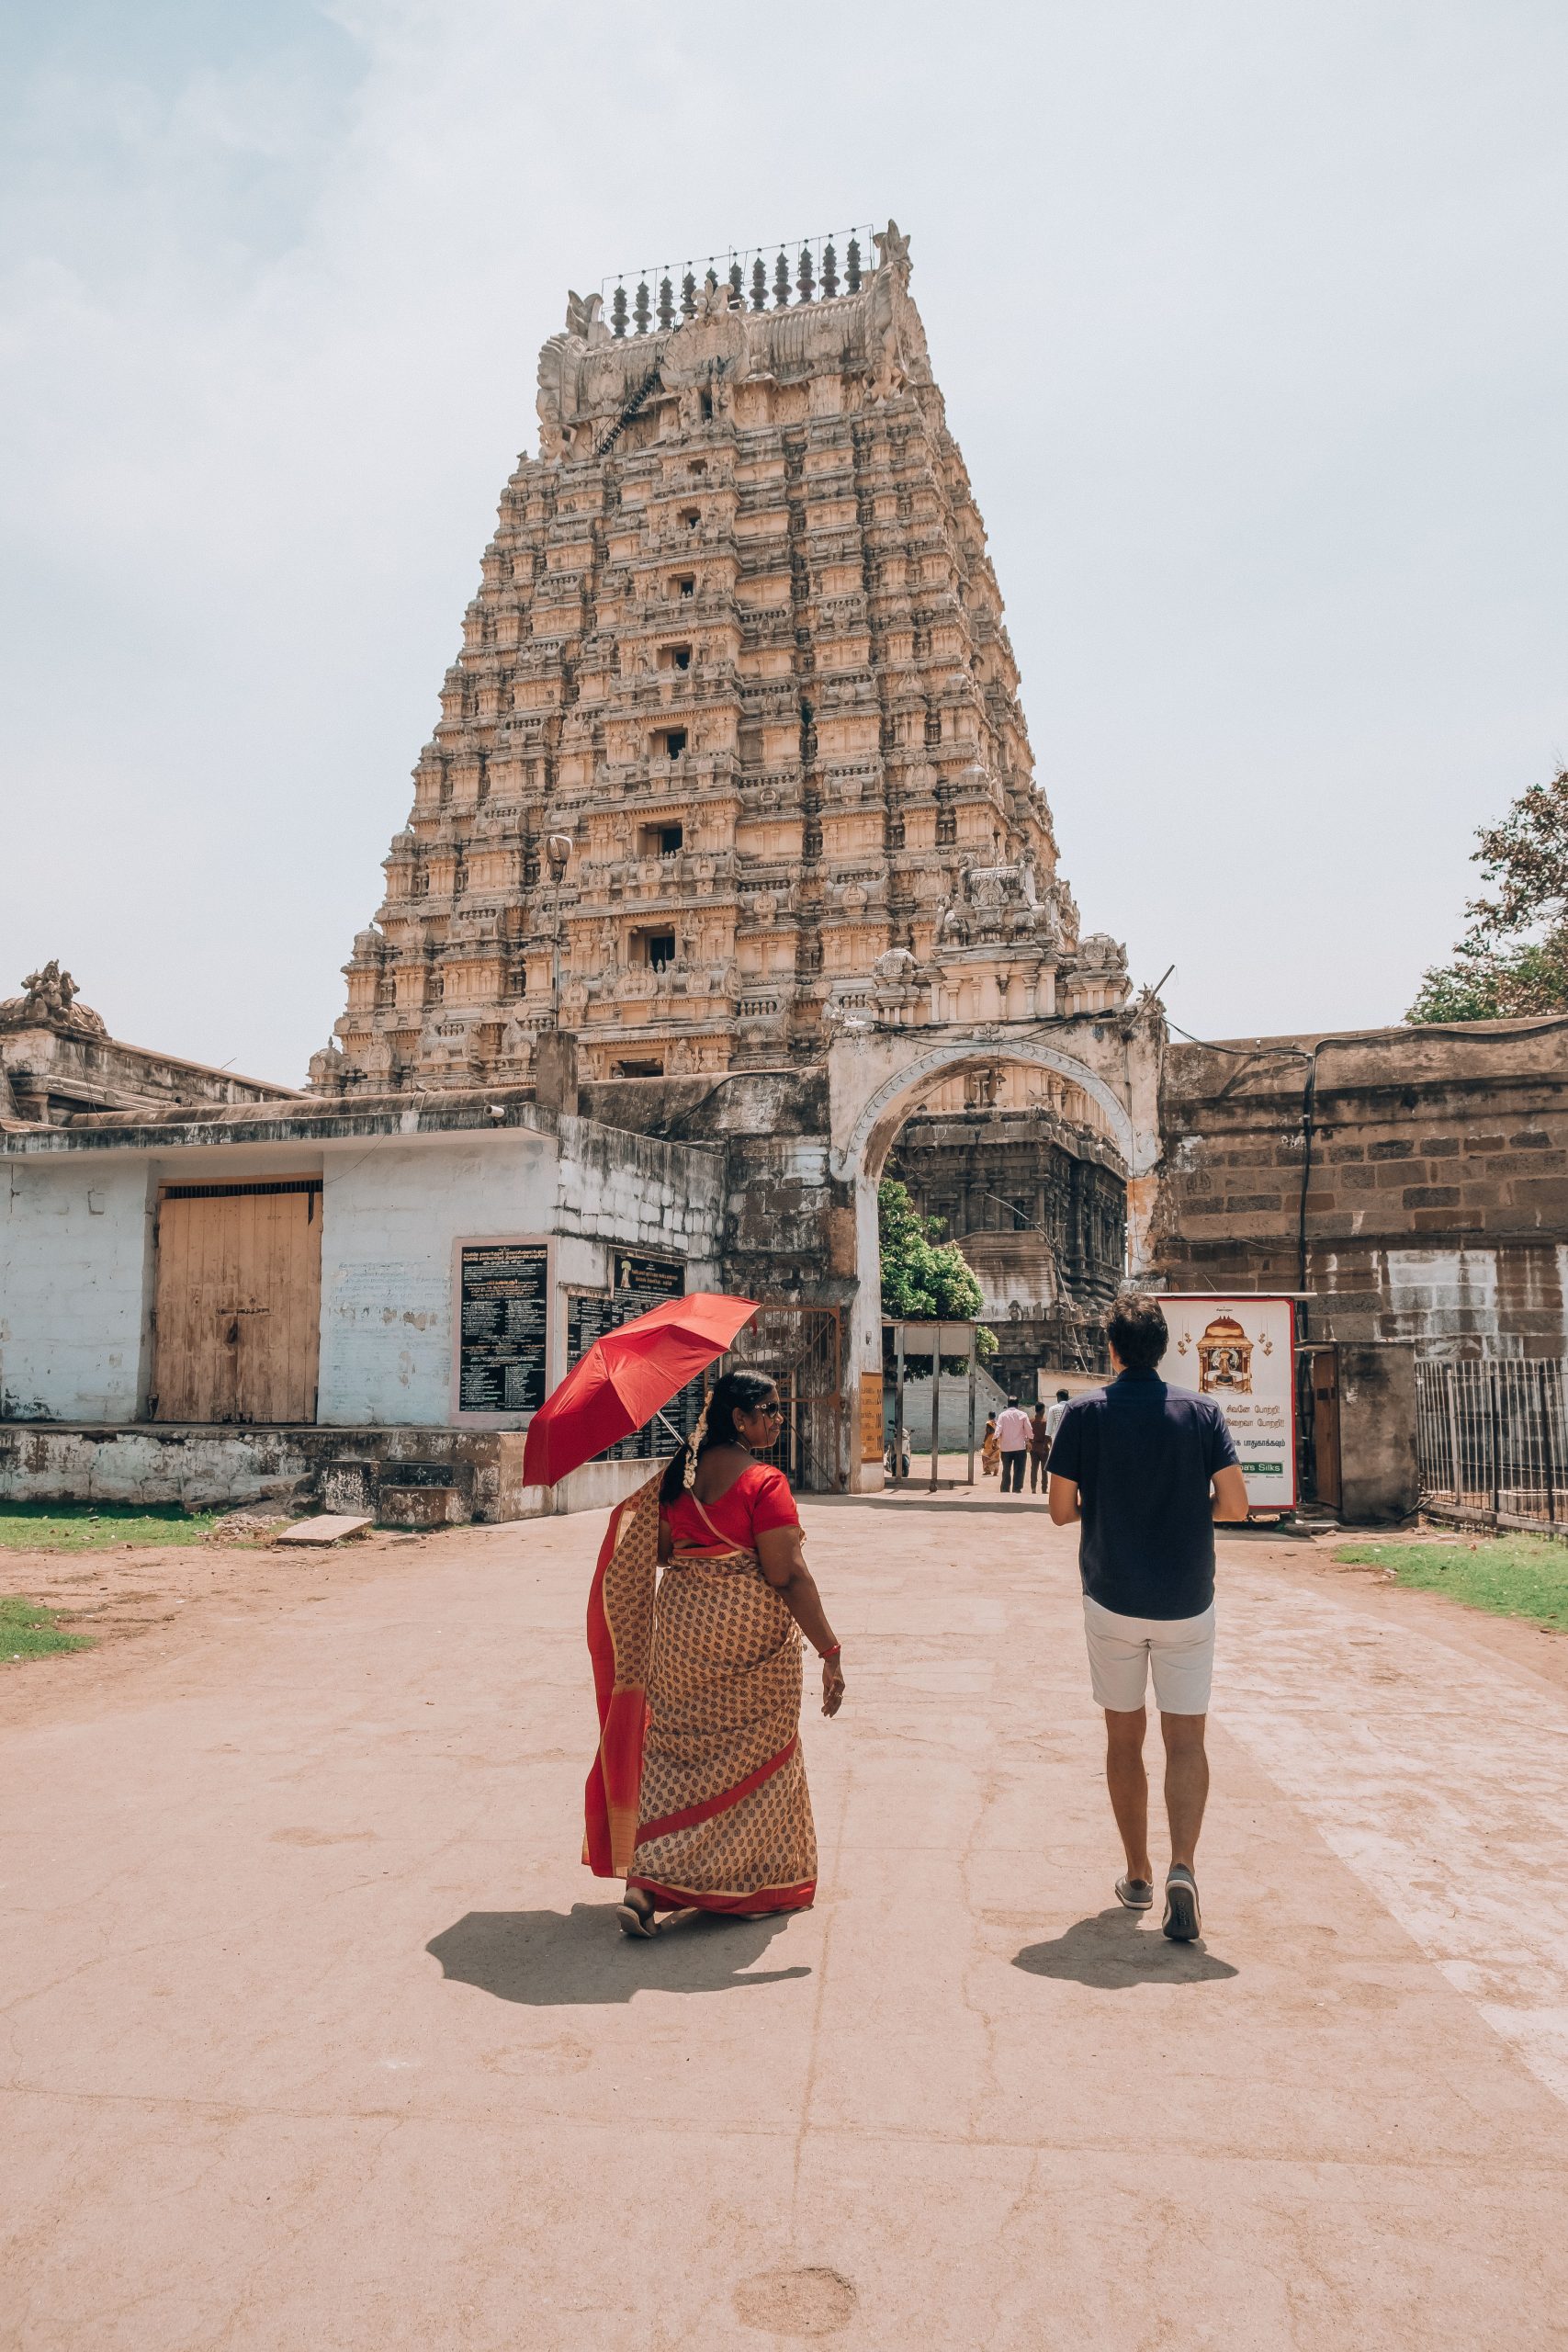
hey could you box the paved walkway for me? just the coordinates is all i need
[5,1498,1568,2349]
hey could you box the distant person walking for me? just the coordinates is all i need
[1047,1293,1248,1939]
[995,1396,1032,1494]
[1028,1401,1052,1491]
[1036,1387,1071,1490]
[980,1415,1000,1477]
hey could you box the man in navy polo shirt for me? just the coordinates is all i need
[1048,1289,1249,1939]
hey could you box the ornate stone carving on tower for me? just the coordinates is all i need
[314,223,1128,1096]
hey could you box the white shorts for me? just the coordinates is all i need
[1082,1594,1215,1715]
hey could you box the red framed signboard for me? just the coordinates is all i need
[1158,1295,1299,1513]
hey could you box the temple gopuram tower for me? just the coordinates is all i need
[313,221,1130,1102]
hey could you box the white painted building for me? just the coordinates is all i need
[0,1093,725,1518]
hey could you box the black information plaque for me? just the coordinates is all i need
[612,1250,685,1321]
[567,1253,696,1460]
[566,1289,618,1365]
[457,1242,548,1415]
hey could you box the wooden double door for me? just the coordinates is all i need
[152,1180,322,1424]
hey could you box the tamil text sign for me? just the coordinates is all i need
[1159,1295,1297,1512]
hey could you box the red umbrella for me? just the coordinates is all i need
[522,1291,758,1487]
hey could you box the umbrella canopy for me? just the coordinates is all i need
[522,1291,758,1487]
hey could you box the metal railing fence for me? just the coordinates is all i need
[1416,1359,1568,1531]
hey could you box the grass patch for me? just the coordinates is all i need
[0,1500,221,1553]
[1,1593,92,1661]
[1334,1535,1568,1632]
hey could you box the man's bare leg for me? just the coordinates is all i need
[1160,1712,1209,1871]
[1103,1707,1153,1883]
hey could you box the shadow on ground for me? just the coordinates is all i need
[1014,1906,1238,1988]
[426,1905,812,2005]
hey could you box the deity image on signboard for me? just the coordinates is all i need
[1190,1313,1259,1396]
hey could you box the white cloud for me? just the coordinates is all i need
[2,0,1566,1076]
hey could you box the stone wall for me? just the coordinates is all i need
[582,1068,857,1310]
[0,1421,652,1522]
[1154,1017,1568,1356]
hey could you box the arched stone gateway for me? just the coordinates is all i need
[830,1029,1146,1182]
[827,1010,1165,1490]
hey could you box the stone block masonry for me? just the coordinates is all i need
[1154,1017,1568,1356]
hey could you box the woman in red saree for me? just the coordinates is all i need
[583,1370,845,1937]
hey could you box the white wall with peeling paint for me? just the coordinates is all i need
[317,1134,557,1427]
[2,1116,725,1433]
[1,1156,153,1420]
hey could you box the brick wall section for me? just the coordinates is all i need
[1153,1017,1568,1353]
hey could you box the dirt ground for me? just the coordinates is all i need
[8,1507,1565,1718]
[2,1524,427,1710]
[5,1495,1568,2349]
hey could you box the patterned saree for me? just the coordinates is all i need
[584,1471,818,1914]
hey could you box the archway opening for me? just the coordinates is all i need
[869,1051,1129,1476]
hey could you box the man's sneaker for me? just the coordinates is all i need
[1115,1875,1155,1911]
[1162,1866,1201,1941]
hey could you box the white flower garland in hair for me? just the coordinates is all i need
[683,1400,710,1489]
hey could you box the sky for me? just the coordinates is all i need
[2,0,1565,1082]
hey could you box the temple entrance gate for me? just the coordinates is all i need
[825,1012,1164,1491]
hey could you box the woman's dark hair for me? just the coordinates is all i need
[1105,1289,1168,1373]
[659,1368,779,1504]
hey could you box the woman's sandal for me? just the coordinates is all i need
[615,1894,659,1939]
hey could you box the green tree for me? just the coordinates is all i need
[1408,767,1568,1021]
[877,1181,998,1358]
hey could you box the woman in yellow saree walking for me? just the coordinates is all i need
[583,1370,845,1935]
